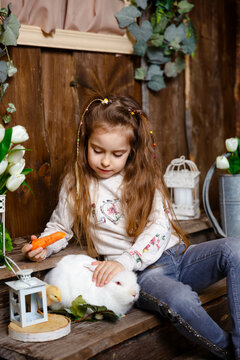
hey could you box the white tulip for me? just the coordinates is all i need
[6,173,25,192]
[11,125,29,144]
[0,125,5,143]
[225,137,238,153]
[8,158,25,175]
[216,155,229,169]
[7,145,25,164]
[0,159,8,175]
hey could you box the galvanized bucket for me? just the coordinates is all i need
[203,154,240,238]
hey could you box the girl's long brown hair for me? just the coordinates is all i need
[65,95,188,256]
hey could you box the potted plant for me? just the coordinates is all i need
[203,137,240,238]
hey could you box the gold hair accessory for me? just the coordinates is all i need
[102,98,109,104]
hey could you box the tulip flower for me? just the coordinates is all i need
[11,125,29,144]
[6,173,25,192]
[7,145,25,164]
[216,155,230,169]
[0,125,5,143]
[225,137,238,153]
[0,159,8,175]
[8,158,25,176]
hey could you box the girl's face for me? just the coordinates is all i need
[88,126,132,179]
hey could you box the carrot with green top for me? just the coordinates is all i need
[31,231,66,250]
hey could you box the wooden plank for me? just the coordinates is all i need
[188,0,236,209]
[235,0,240,138]
[41,49,76,211]
[0,237,86,281]
[148,73,187,172]
[72,52,141,113]
[1,46,50,239]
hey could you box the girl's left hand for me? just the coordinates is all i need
[91,260,125,287]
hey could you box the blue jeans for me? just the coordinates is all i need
[136,238,240,359]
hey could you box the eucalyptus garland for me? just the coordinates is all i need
[115,0,197,91]
[0,3,20,123]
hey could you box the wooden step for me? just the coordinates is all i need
[0,216,230,360]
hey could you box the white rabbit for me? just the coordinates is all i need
[44,254,140,316]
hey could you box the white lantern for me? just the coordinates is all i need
[5,269,48,328]
[164,156,200,220]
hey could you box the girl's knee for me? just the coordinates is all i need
[221,237,240,263]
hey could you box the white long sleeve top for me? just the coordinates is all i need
[41,173,180,272]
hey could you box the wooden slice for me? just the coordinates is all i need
[8,314,71,342]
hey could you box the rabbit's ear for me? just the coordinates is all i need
[83,264,96,273]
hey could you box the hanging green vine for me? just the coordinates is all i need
[115,0,197,91]
[0,3,20,123]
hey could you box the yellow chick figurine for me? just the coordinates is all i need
[45,284,62,306]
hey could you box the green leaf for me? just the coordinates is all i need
[22,181,34,194]
[147,47,171,64]
[2,114,11,124]
[0,224,13,252]
[164,0,174,10]
[21,168,33,175]
[164,23,187,43]
[1,83,8,97]
[70,295,88,318]
[6,103,16,113]
[0,60,8,82]
[128,20,153,42]
[164,57,186,77]
[134,67,147,80]
[115,6,141,28]
[178,1,194,14]
[147,74,166,91]
[0,13,20,46]
[146,64,163,80]
[153,15,169,34]
[135,0,148,10]
[181,36,196,54]
[228,155,240,174]
[0,127,12,162]
[133,39,148,56]
[150,33,164,47]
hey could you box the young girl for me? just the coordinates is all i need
[22,95,239,359]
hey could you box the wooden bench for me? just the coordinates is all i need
[0,216,231,360]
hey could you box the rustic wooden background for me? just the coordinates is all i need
[2,0,238,239]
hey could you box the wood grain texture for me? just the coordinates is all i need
[148,73,187,173]
[2,47,50,238]
[188,0,236,209]
[41,49,76,211]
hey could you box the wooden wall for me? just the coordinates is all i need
[3,0,237,239]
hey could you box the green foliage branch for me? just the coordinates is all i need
[115,0,197,91]
[52,295,120,322]
[0,2,20,123]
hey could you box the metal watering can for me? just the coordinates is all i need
[203,153,240,238]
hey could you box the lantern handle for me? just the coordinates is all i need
[202,153,230,238]
[4,255,25,278]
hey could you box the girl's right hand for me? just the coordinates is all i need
[21,235,47,262]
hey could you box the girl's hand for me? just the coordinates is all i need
[21,235,47,262]
[91,260,125,287]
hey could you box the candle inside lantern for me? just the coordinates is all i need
[174,188,193,206]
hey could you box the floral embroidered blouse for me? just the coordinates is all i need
[41,173,180,272]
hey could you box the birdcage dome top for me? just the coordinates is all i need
[164,156,200,188]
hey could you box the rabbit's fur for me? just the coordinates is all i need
[44,254,140,316]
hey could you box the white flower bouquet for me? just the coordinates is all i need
[0,124,32,266]
[216,137,240,174]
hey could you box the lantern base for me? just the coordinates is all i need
[8,314,71,342]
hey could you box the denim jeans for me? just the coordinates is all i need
[135,238,240,359]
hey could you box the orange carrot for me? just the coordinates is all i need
[31,231,66,250]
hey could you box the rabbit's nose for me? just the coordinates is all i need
[132,292,137,298]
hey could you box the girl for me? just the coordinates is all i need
[22,95,239,359]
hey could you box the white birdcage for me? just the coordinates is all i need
[164,156,200,220]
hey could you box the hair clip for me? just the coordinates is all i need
[101,98,109,104]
